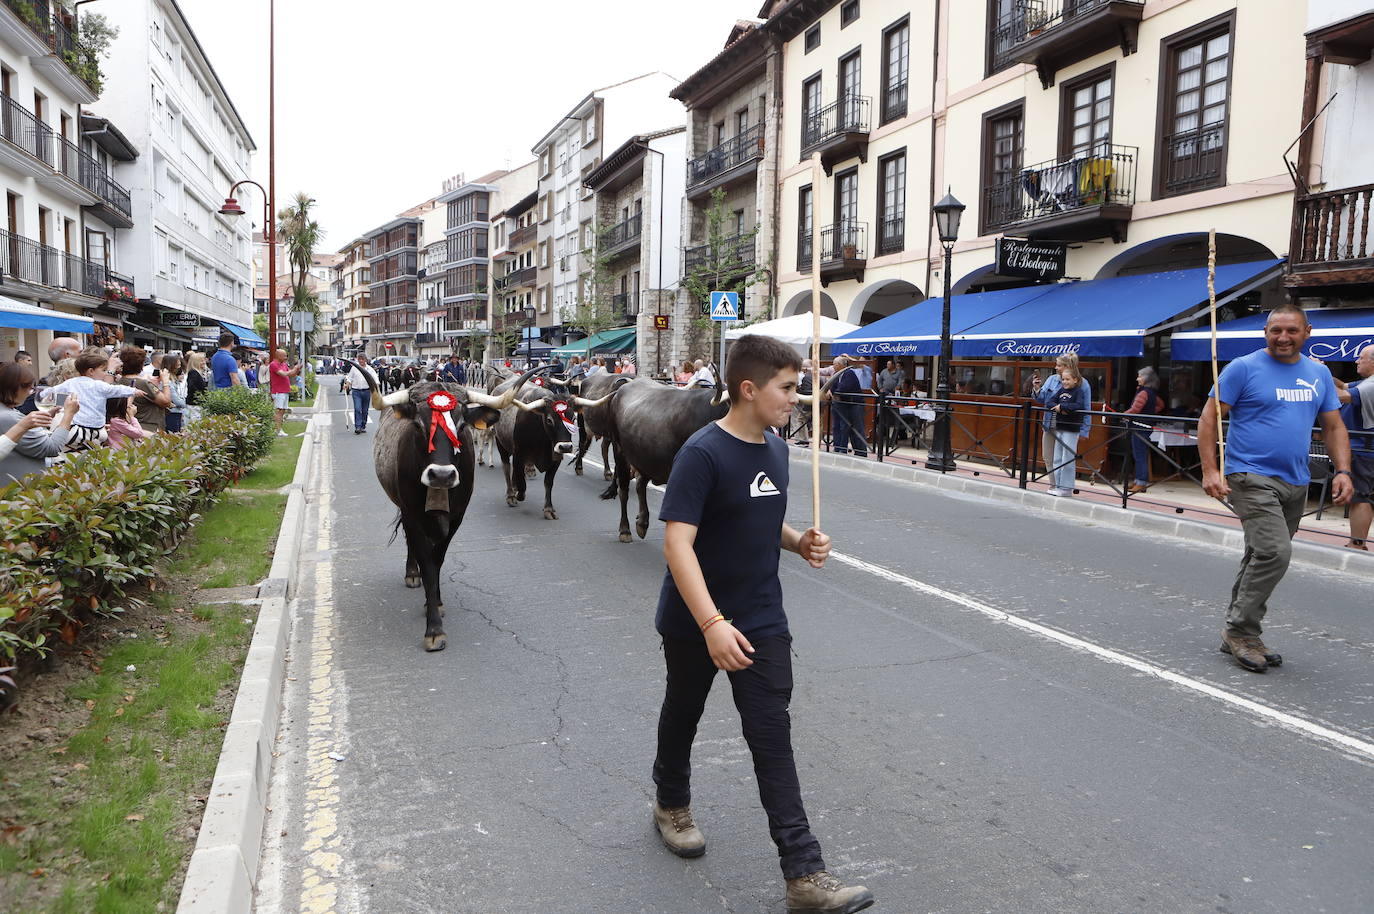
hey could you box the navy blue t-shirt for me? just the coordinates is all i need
[656,422,790,642]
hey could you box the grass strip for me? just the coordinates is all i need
[239,420,307,490]
[0,432,300,911]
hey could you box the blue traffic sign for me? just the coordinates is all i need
[709,290,739,321]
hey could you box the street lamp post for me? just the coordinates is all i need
[219,180,274,351]
[522,304,536,367]
[925,191,965,472]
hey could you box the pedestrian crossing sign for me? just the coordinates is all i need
[709,290,739,321]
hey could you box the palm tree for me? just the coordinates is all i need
[277,192,323,355]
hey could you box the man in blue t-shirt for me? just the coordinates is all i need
[1199,304,1351,673]
[210,331,241,389]
[651,334,874,914]
[1336,343,1374,551]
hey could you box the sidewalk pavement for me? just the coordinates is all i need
[785,435,1371,570]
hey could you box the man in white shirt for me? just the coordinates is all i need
[344,355,378,434]
[688,359,716,388]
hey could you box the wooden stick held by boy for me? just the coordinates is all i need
[649,333,876,913]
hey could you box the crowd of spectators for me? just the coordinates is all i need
[0,330,310,487]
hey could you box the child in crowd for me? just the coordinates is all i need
[104,396,148,450]
[47,350,148,451]
[650,333,875,914]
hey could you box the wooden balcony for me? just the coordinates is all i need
[1287,183,1374,289]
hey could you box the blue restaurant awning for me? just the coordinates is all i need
[220,319,267,348]
[953,259,1285,358]
[831,284,1059,357]
[1171,306,1374,362]
[0,296,94,334]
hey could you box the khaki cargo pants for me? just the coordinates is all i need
[1225,472,1307,637]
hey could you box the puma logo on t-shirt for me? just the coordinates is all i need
[749,471,780,498]
[1276,377,1318,403]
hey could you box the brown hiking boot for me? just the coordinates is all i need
[652,800,705,858]
[785,870,875,914]
[1220,631,1269,672]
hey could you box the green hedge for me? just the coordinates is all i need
[201,385,277,456]
[0,414,272,663]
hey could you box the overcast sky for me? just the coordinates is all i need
[176,0,763,251]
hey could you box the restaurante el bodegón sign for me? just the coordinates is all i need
[995,238,1067,281]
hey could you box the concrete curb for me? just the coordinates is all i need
[790,448,1370,575]
[177,404,325,914]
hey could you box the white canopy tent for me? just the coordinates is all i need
[723,313,860,348]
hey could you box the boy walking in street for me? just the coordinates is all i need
[650,334,875,914]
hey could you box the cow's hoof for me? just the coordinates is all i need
[574,464,583,476]
[599,485,617,500]
[404,574,421,588]
[506,495,518,507]
[636,520,649,539]
[517,491,526,502]
[619,531,633,543]
[424,633,448,652]
[603,471,613,481]
[543,507,558,520]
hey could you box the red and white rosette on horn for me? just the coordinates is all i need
[553,400,577,434]
[426,390,461,454]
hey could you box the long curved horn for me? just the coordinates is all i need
[572,393,613,408]
[710,387,730,406]
[796,393,814,405]
[511,397,542,412]
[465,364,549,410]
[380,389,410,407]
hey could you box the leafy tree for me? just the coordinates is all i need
[61,4,117,96]
[277,193,324,356]
[681,188,769,362]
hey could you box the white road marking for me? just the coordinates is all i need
[581,455,1374,763]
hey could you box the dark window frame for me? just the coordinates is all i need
[797,183,814,269]
[1153,9,1236,200]
[801,71,822,154]
[841,0,860,28]
[804,23,821,53]
[875,147,907,255]
[837,47,862,102]
[880,15,910,125]
[985,0,1018,78]
[979,98,1025,237]
[832,165,859,226]
[1058,62,1116,160]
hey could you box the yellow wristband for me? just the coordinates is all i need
[700,614,725,632]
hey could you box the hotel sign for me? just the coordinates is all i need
[995,238,1067,281]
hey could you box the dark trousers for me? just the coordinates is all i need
[351,388,370,430]
[1129,425,1151,484]
[165,411,184,433]
[653,634,825,879]
[830,402,867,456]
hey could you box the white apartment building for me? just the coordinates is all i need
[0,0,139,372]
[99,0,257,351]
[531,72,683,343]
[417,198,448,361]
[485,161,537,359]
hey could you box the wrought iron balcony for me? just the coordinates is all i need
[991,0,1144,88]
[1288,183,1374,289]
[983,144,1136,242]
[686,123,764,200]
[797,221,867,286]
[0,93,54,170]
[601,214,642,259]
[801,95,870,175]
[1158,125,1225,199]
[880,81,908,124]
[684,233,756,278]
[875,216,905,256]
[0,226,113,300]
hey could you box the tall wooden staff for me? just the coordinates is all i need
[810,152,823,529]
[1207,228,1226,468]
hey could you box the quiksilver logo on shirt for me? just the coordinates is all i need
[1275,378,1319,403]
[749,472,780,498]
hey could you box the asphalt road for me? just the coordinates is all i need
[258,386,1374,914]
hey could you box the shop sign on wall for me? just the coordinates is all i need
[995,238,1067,281]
